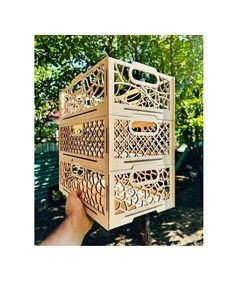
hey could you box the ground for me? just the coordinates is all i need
[35,172,203,246]
[35,200,203,246]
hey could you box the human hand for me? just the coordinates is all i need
[66,190,94,237]
[40,190,93,246]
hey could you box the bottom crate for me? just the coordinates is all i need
[59,154,174,230]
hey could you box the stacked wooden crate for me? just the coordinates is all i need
[59,56,175,230]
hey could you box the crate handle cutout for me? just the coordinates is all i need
[129,120,160,136]
[128,62,160,88]
[130,169,160,187]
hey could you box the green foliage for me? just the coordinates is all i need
[34,35,203,148]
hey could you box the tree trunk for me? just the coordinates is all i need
[160,52,165,74]
[169,35,175,76]
[105,35,114,56]
[141,214,152,245]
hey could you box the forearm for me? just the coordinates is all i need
[40,217,85,246]
[40,191,93,246]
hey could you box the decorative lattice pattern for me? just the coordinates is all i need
[60,161,106,214]
[60,120,105,158]
[114,63,170,109]
[60,64,105,118]
[114,168,170,215]
[114,119,170,158]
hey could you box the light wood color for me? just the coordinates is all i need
[59,56,173,121]
[59,57,109,123]
[59,56,175,230]
[109,113,173,171]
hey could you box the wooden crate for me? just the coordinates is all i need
[59,153,174,230]
[59,113,173,172]
[59,57,174,120]
[59,56,175,230]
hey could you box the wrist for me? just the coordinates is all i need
[66,214,87,239]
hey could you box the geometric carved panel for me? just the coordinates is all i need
[114,119,170,158]
[60,120,105,158]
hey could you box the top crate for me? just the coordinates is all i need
[59,57,174,121]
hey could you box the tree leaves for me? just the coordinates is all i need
[34,35,203,145]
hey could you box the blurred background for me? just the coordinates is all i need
[34,35,203,245]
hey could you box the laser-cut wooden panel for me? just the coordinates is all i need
[59,56,175,230]
[109,114,173,171]
[114,167,171,215]
[109,163,175,229]
[60,119,105,158]
[59,154,109,229]
[114,61,170,109]
[60,160,106,215]
[59,114,108,171]
[114,120,170,158]
[60,60,106,120]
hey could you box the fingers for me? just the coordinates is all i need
[72,183,82,197]
[75,189,82,199]
[69,189,82,199]
[69,191,78,198]
[87,215,94,226]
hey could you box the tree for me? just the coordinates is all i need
[34,35,203,158]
